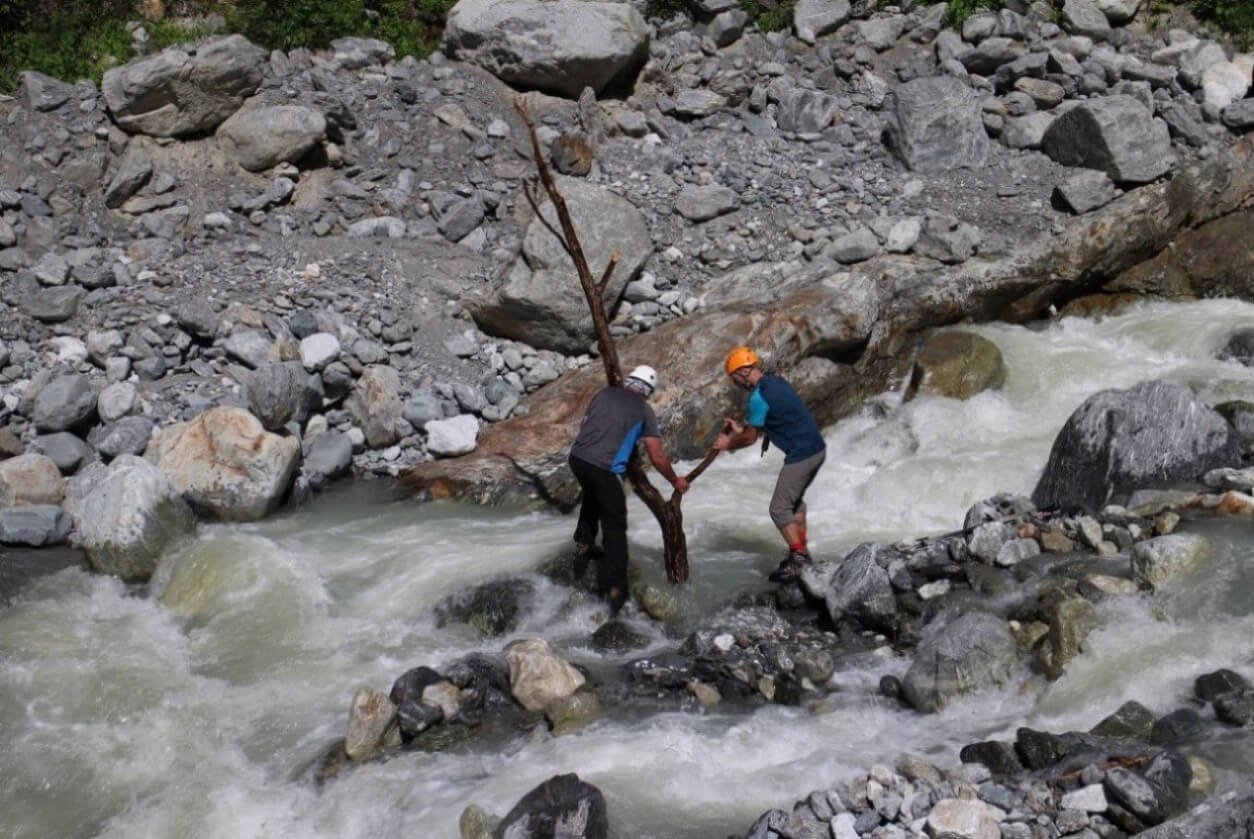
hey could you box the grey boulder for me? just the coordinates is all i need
[0,505,73,546]
[217,105,327,172]
[884,77,989,174]
[1041,95,1174,184]
[247,361,322,432]
[102,34,268,137]
[1033,380,1238,511]
[902,610,1019,712]
[32,373,97,433]
[443,0,649,98]
[63,456,196,581]
[470,177,652,354]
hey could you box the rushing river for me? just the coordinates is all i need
[6,299,1254,839]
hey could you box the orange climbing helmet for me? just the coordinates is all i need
[724,346,759,375]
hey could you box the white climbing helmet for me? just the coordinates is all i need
[625,365,657,395]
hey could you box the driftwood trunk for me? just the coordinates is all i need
[514,99,719,583]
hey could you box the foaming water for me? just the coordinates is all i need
[6,300,1254,838]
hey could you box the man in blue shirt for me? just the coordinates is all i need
[569,365,689,615]
[714,346,826,582]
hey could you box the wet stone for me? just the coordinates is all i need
[1195,668,1251,702]
[1091,700,1157,739]
[1150,707,1205,745]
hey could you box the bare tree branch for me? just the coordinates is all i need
[514,97,723,584]
[597,251,620,296]
[521,179,573,258]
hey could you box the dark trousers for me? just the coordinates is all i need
[569,455,628,596]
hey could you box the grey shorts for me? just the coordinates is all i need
[769,448,826,527]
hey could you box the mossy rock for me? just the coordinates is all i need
[907,330,1006,401]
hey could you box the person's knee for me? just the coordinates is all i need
[769,502,795,528]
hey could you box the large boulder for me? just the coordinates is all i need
[794,0,852,44]
[63,456,196,581]
[0,505,73,547]
[1131,533,1211,590]
[443,0,649,98]
[145,406,300,521]
[217,105,327,172]
[101,35,268,137]
[1033,381,1238,512]
[884,76,989,174]
[493,773,608,839]
[1041,95,1174,184]
[901,610,1018,712]
[1137,785,1254,839]
[469,177,652,353]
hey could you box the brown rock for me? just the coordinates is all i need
[550,131,594,176]
[0,453,65,507]
[1038,523,1076,553]
[145,406,299,521]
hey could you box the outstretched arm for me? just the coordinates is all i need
[643,437,689,494]
[713,416,759,451]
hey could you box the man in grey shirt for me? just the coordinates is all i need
[569,365,689,615]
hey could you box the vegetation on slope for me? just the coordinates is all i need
[1,0,1250,93]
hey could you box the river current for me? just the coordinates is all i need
[5,299,1254,838]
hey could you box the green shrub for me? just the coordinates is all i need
[147,16,229,51]
[0,0,135,90]
[739,0,795,32]
[643,0,689,19]
[1192,0,1254,47]
[226,0,369,52]
[226,0,455,58]
[944,0,1004,26]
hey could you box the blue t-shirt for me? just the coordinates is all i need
[746,374,825,463]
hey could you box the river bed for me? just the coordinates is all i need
[5,299,1254,838]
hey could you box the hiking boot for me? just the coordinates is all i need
[574,544,591,576]
[768,550,812,583]
[572,543,601,579]
[606,587,628,619]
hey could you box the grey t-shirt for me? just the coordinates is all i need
[569,386,661,474]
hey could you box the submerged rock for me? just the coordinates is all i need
[902,609,1018,712]
[906,329,1006,401]
[435,577,535,637]
[492,773,608,839]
